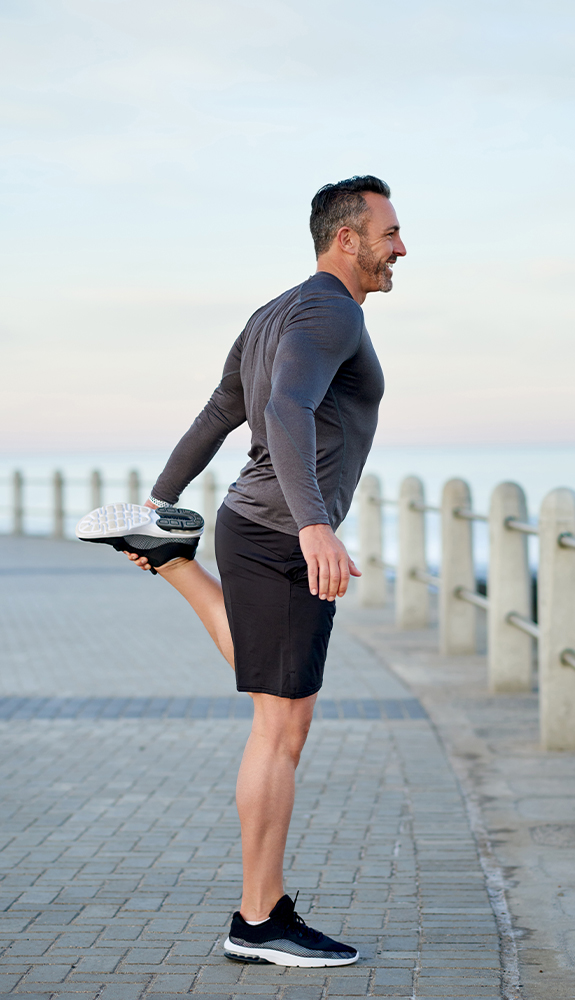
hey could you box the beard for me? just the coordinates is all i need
[357,237,393,292]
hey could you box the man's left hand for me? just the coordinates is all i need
[299,523,361,601]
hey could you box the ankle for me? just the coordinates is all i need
[240,894,281,923]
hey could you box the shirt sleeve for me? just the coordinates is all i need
[150,335,246,505]
[264,293,363,530]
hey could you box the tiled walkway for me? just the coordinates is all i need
[0,537,504,999]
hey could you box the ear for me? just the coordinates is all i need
[335,226,359,256]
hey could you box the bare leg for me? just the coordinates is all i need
[237,692,317,920]
[136,555,234,667]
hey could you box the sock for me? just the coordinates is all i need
[245,917,270,926]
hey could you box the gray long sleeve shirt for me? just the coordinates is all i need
[150,271,385,536]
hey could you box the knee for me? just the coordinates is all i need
[283,710,314,767]
[252,695,315,765]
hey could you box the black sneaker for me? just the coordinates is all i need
[75,503,204,573]
[223,894,358,967]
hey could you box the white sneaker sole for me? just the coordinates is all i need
[75,503,203,540]
[223,937,359,967]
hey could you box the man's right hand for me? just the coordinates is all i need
[298,523,361,601]
[123,499,158,571]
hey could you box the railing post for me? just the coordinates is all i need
[440,478,475,654]
[202,470,217,560]
[538,487,575,750]
[397,476,428,628]
[52,471,65,539]
[127,470,140,505]
[488,482,532,692]
[91,470,103,510]
[358,474,386,607]
[12,470,24,536]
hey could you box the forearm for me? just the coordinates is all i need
[151,410,234,504]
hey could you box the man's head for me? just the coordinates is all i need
[310,175,406,300]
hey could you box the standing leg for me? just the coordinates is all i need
[236,692,316,920]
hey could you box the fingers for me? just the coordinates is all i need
[307,557,319,597]
[123,550,151,571]
[337,556,350,598]
[319,555,360,600]
[318,555,341,601]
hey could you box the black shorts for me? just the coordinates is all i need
[215,503,336,699]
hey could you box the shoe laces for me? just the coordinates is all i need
[287,892,323,942]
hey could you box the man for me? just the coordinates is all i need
[77,175,406,966]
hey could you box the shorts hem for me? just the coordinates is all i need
[236,684,322,700]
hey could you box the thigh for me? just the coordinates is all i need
[215,504,336,700]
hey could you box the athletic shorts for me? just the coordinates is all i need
[215,502,336,699]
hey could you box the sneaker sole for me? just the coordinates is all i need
[76,503,203,541]
[223,938,359,967]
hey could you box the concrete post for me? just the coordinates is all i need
[12,470,24,536]
[397,475,429,629]
[91,470,103,510]
[127,470,140,505]
[202,470,217,560]
[488,482,533,692]
[358,474,386,607]
[52,471,65,539]
[440,478,475,654]
[538,487,575,750]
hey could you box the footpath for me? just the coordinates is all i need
[0,536,573,1000]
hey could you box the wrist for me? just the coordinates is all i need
[147,494,172,509]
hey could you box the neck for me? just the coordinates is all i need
[315,259,366,304]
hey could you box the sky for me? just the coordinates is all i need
[1,0,574,454]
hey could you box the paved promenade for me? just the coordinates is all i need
[0,536,573,999]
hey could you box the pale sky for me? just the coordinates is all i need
[1,0,574,453]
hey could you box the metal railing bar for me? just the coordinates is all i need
[369,557,397,571]
[558,533,575,550]
[371,498,399,507]
[455,586,489,611]
[505,517,539,536]
[506,611,541,640]
[410,568,441,588]
[561,649,575,670]
[453,507,488,523]
[410,501,441,513]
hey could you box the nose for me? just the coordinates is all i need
[393,234,407,257]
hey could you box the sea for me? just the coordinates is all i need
[1,443,574,577]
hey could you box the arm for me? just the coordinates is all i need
[264,294,363,599]
[150,335,246,505]
[265,295,362,529]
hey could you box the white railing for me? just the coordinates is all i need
[358,475,575,752]
[1,469,144,538]
[3,466,574,751]
[0,469,219,549]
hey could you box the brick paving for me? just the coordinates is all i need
[0,537,503,998]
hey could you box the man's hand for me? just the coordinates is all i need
[299,523,361,601]
[123,499,157,571]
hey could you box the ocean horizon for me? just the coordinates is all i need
[1,442,573,575]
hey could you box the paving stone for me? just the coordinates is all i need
[0,973,27,991]
[19,965,73,983]
[281,988,323,1000]
[74,954,124,973]
[373,969,413,986]
[98,987,150,1000]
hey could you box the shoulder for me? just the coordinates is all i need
[299,273,363,321]
[287,274,364,350]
